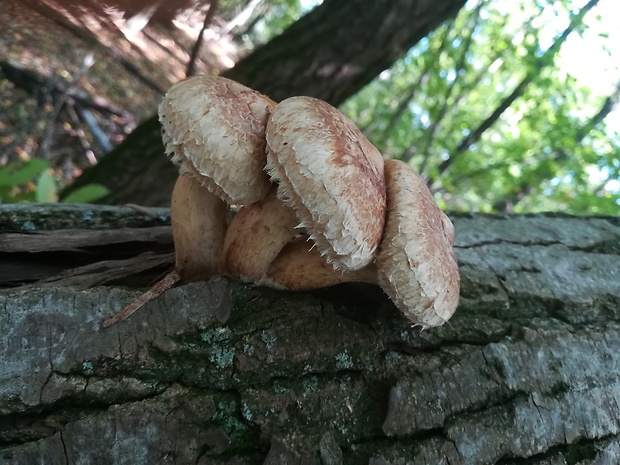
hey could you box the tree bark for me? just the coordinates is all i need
[2,205,620,464]
[66,0,467,207]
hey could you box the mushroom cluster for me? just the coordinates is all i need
[103,75,459,329]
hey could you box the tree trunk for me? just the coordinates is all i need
[66,0,467,207]
[2,205,620,464]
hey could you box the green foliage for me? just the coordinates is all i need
[0,159,48,188]
[342,0,620,214]
[0,159,109,204]
[232,0,315,45]
[35,169,59,202]
[61,184,111,203]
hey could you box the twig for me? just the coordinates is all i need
[68,92,129,118]
[429,0,601,183]
[102,270,181,327]
[220,0,262,36]
[65,102,99,165]
[503,79,620,210]
[415,0,484,173]
[74,103,113,153]
[123,203,161,218]
[40,53,95,159]
[186,0,219,77]
[1,59,129,117]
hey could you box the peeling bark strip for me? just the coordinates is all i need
[1,206,620,464]
[0,204,173,287]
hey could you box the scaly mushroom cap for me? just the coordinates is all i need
[376,159,460,328]
[159,75,275,205]
[265,96,386,271]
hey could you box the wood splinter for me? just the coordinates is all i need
[102,270,181,327]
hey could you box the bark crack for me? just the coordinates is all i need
[494,434,613,464]
[59,429,69,465]
[457,237,620,255]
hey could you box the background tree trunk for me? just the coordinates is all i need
[2,205,620,464]
[66,0,467,207]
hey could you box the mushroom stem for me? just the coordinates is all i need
[223,188,299,282]
[103,174,228,327]
[258,238,378,291]
[172,174,228,281]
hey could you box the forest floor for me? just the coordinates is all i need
[0,0,241,196]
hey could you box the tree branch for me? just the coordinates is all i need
[415,0,485,173]
[185,0,219,77]
[496,78,620,212]
[430,0,601,183]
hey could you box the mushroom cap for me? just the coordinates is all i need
[159,75,275,205]
[223,187,300,282]
[265,96,386,271]
[376,159,460,328]
[259,236,378,291]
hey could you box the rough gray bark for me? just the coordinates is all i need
[66,0,467,207]
[1,205,620,465]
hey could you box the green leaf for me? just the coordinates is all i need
[61,184,110,203]
[0,186,12,203]
[7,191,37,203]
[35,170,59,203]
[0,159,50,187]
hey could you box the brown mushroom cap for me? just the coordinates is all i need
[265,96,386,271]
[159,75,275,205]
[223,187,300,282]
[259,237,378,291]
[376,159,460,327]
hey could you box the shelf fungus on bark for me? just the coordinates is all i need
[103,76,275,327]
